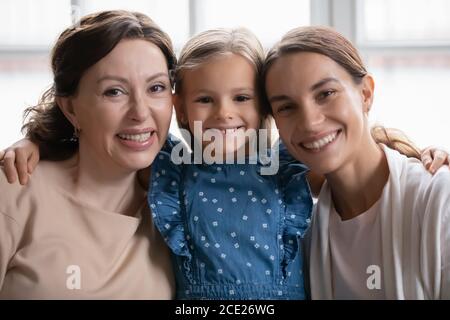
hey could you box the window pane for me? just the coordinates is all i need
[1,53,52,148]
[79,0,189,50]
[0,0,72,49]
[194,0,310,47]
[360,0,450,44]
[367,52,450,149]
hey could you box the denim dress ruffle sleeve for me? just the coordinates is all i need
[149,136,313,299]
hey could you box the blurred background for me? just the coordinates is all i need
[1,0,449,150]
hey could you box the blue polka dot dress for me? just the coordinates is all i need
[148,135,313,299]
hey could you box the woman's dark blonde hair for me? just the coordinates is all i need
[174,28,272,131]
[22,10,176,160]
[263,26,421,159]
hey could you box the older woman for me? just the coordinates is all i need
[0,10,176,299]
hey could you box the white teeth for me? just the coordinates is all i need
[302,131,338,150]
[211,127,242,135]
[118,132,151,142]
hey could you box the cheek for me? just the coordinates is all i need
[153,104,173,138]
[274,116,290,137]
[187,107,210,129]
[78,104,121,141]
[339,98,366,133]
[280,125,293,146]
[252,108,262,126]
[273,117,290,145]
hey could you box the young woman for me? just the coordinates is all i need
[264,26,450,299]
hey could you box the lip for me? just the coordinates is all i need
[298,129,342,153]
[117,127,155,135]
[205,125,245,131]
[116,128,157,151]
[204,125,246,136]
[300,129,341,144]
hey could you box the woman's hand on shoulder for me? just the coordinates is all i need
[421,146,449,174]
[0,138,40,185]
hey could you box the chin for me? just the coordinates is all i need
[303,155,343,176]
[120,152,158,172]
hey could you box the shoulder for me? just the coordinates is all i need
[384,145,449,194]
[385,146,450,220]
[403,154,449,202]
[0,161,57,225]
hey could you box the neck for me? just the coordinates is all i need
[65,144,145,216]
[325,134,389,221]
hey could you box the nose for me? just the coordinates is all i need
[214,99,234,120]
[297,102,325,132]
[128,90,151,122]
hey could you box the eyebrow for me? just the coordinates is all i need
[192,87,255,95]
[232,87,255,92]
[269,94,291,103]
[269,77,341,103]
[96,72,169,84]
[310,77,340,91]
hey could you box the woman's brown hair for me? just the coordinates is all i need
[263,26,421,159]
[22,10,176,160]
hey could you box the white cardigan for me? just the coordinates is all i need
[307,145,450,299]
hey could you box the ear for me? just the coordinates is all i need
[56,96,79,129]
[361,74,375,114]
[173,94,188,127]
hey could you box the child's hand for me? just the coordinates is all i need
[0,139,40,185]
[421,146,449,174]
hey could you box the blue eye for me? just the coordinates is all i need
[104,88,125,97]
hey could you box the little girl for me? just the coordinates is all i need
[2,28,448,300]
[150,28,312,299]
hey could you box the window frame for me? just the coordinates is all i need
[310,0,450,53]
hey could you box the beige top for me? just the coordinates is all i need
[0,161,174,299]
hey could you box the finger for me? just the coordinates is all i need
[429,150,447,174]
[421,153,433,170]
[15,149,29,185]
[3,150,18,184]
[0,149,5,161]
[28,151,40,174]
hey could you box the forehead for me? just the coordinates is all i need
[270,52,337,79]
[266,52,350,93]
[182,53,256,90]
[89,39,169,78]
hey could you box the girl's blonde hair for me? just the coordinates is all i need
[174,28,272,131]
[263,26,421,159]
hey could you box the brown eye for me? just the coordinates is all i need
[195,96,213,104]
[149,84,166,93]
[276,104,294,114]
[234,95,251,102]
[317,89,336,101]
[104,88,125,97]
